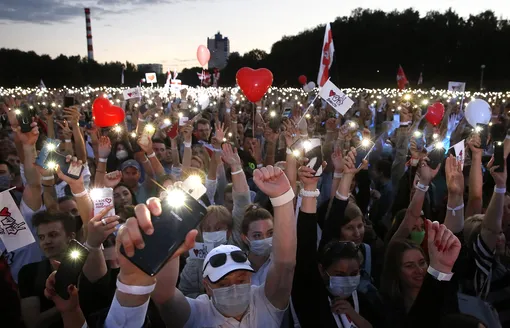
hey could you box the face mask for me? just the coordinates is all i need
[0,175,11,190]
[327,275,360,297]
[116,150,129,160]
[203,230,228,247]
[210,283,251,317]
[410,230,425,245]
[248,237,273,256]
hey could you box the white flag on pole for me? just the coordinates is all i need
[319,80,354,115]
[452,139,465,169]
[123,87,141,100]
[448,81,466,92]
[0,190,35,252]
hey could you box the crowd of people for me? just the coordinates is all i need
[0,84,509,328]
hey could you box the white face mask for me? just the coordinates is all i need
[327,275,360,297]
[116,150,129,160]
[203,230,228,247]
[248,237,272,256]
[210,283,251,317]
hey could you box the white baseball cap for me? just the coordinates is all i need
[202,245,254,283]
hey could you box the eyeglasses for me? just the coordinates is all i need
[203,250,247,273]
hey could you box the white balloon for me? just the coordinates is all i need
[307,81,316,89]
[465,99,491,127]
[302,84,311,92]
[198,94,209,109]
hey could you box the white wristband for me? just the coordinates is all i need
[270,188,295,207]
[300,134,308,138]
[286,148,293,155]
[505,135,510,140]
[231,168,243,175]
[226,108,231,113]
[84,241,104,250]
[300,188,320,198]
[336,190,349,201]
[99,158,107,163]
[116,278,155,295]
[72,189,88,198]
[41,176,54,181]
[147,152,156,158]
[494,186,506,194]
[427,266,454,281]
[334,172,343,179]
[415,182,429,192]
[138,118,146,122]
[65,139,71,143]
[447,203,464,216]
[183,141,192,148]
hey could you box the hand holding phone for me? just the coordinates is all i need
[46,152,84,180]
[476,123,489,150]
[493,141,505,172]
[54,240,89,300]
[427,146,445,170]
[17,104,32,133]
[119,189,207,276]
[304,138,323,176]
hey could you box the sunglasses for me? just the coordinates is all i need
[203,250,247,273]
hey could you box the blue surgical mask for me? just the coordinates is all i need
[327,274,360,297]
[248,237,273,256]
[203,230,228,247]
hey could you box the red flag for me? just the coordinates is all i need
[317,23,335,87]
[397,65,408,90]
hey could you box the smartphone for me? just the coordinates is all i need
[413,130,425,151]
[493,141,505,172]
[120,190,207,276]
[54,240,89,300]
[64,96,75,108]
[47,152,84,179]
[304,139,323,176]
[269,114,281,133]
[179,116,189,126]
[17,104,32,133]
[129,132,142,153]
[167,124,179,139]
[282,108,292,118]
[139,104,149,114]
[476,123,489,150]
[427,147,445,169]
[35,138,61,168]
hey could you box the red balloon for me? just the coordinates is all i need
[425,102,445,126]
[92,97,125,127]
[236,67,273,103]
[298,75,307,85]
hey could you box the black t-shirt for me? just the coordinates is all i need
[18,259,63,328]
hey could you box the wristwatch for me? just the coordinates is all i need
[427,266,454,281]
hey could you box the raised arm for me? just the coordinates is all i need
[64,106,87,162]
[181,123,193,169]
[253,165,296,310]
[392,157,440,242]
[18,120,42,211]
[94,136,111,188]
[465,134,483,217]
[444,155,465,233]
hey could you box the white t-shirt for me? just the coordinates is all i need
[0,199,45,282]
[184,284,286,328]
[251,257,271,287]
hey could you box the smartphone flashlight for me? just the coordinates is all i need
[292,149,301,157]
[414,131,422,138]
[70,250,81,260]
[305,113,311,119]
[475,126,483,133]
[361,138,371,148]
[270,111,276,118]
[47,161,57,170]
[145,124,155,134]
[432,133,439,140]
[130,132,137,138]
[435,142,444,149]
[302,140,312,151]
[14,109,21,115]
[166,189,186,208]
[113,125,122,133]
[164,118,171,125]
[178,112,183,118]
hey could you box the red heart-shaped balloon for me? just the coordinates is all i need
[236,67,273,103]
[425,102,445,126]
[92,97,125,127]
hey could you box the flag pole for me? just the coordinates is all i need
[0,187,16,193]
[296,91,320,127]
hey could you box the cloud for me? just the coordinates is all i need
[0,0,195,24]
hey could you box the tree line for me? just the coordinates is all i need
[1,8,510,90]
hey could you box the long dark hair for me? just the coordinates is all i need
[380,240,425,304]
[107,139,134,172]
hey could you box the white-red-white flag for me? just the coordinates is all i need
[317,23,335,87]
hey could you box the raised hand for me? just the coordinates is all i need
[221,143,242,168]
[331,145,344,173]
[249,138,263,164]
[445,155,464,195]
[180,123,193,143]
[343,147,364,175]
[298,164,321,190]
[98,136,112,159]
[263,125,279,144]
[253,165,291,199]
[418,157,441,185]
[213,122,227,145]
[137,135,153,155]
[44,265,81,314]
[63,106,80,127]
[55,155,84,189]
[104,170,122,188]
[15,120,39,145]
[487,156,507,188]
[467,133,483,157]
[283,120,299,148]
[115,198,198,284]
[86,205,119,248]
[426,220,461,273]
[56,120,72,140]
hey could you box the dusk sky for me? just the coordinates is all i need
[1,0,509,71]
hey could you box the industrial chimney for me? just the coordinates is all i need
[84,8,94,61]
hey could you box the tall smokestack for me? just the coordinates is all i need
[84,8,94,61]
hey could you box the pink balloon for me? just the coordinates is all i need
[197,45,210,67]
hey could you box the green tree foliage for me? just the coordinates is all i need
[1,8,510,89]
